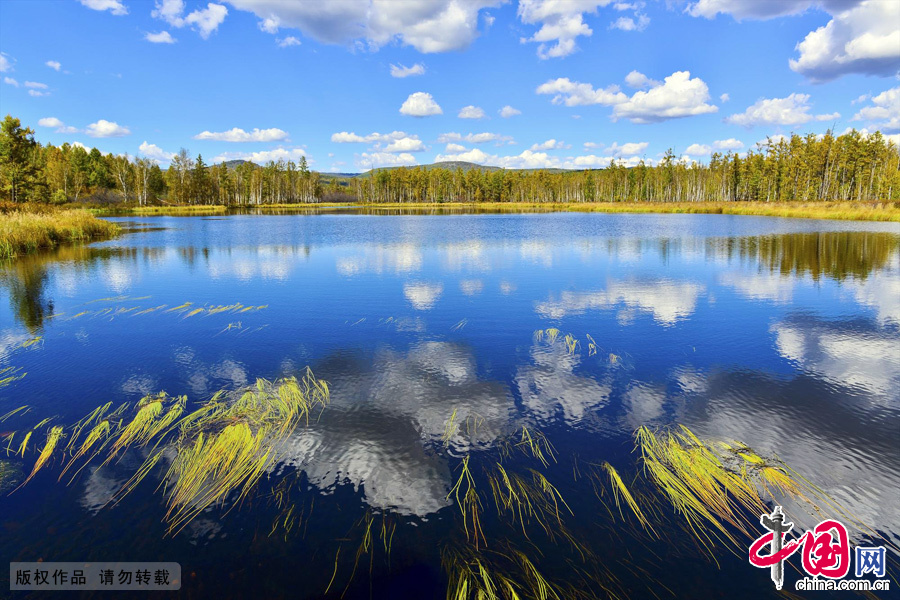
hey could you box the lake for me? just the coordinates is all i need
[1,211,898,598]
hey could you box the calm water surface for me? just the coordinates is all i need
[1,212,898,598]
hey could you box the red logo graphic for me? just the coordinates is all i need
[749,507,851,589]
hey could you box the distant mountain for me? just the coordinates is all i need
[221,159,256,170]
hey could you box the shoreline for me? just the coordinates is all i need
[93,201,900,222]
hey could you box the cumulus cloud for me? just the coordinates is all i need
[498,105,521,118]
[852,86,899,132]
[518,0,614,59]
[624,70,659,89]
[530,139,568,151]
[610,13,649,31]
[684,143,711,156]
[390,63,425,77]
[445,143,467,152]
[37,117,80,133]
[538,70,717,123]
[331,131,424,152]
[0,53,11,72]
[356,152,417,170]
[400,91,443,116]
[212,147,308,164]
[153,0,228,39]
[146,30,176,43]
[687,0,898,81]
[25,81,48,89]
[790,1,899,81]
[28,90,49,97]
[720,92,730,102]
[434,148,565,169]
[277,36,301,47]
[438,132,514,144]
[45,60,61,71]
[86,119,130,137]
[605,141,648,155]
[383,137,426,152]
[139,141,176,163]
[225,0,502,53]
[726,93,837,126]
[713,137,744,150]
[194,127,289,142]
[4,77,19,87]
[458,105,486,119]
[79,0,127,15]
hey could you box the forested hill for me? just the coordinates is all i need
[2,114,898,205]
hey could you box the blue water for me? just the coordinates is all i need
[1,212,898,598]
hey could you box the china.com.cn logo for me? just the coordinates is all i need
[748,506,890,593]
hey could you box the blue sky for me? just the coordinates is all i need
[0,0,897,172]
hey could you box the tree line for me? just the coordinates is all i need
[2,115,898,206]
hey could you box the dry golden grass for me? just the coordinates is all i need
[0,209,120,259]
[356,201,900,221]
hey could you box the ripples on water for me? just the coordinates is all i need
[0,213,898,598]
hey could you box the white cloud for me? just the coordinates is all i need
[458,105,486,119]
[390,63,425,78]
[685,143,711,156]
[37,117,80,133]
[434,148,564,169]
[258,16,279,33]
[498,105,521,118]
[330,131,424,153]
[536,77,627,106]
[610,13,649,31]
[611,71,718,123]
[624,70,658,89]
[720,92,730,102]
[852,87,899,132]
[3,77,18,87]
[194,127,289,142]
[213,147,307,164]
[79,0,128,15]
[145,31,177,43]
[37,117,64,128]
[85,120,131,137]
[277,36,301,47]
[530,139,568,150]
[28,90,50,97]
[445,143,467,152]
[518,0,614,59]
[790,1,900,81]
[437,132,514,144]
[569,154,613,168]
[686,0,831,20]
[0,53,11,73]
[153,0,228,39]
[356,152,417,170]
[816,112,841,121]
[605,141,648,155]
[434,147,495,164]
[713,137,744,150]
[538,71,717,123]
[45,60,61,71]
[383,137,426,152]
[726,93,836,126]
[400,91,443,116]
[225,0,502,53]
[24,81,48,89]
[687,0,898,81]
[138,141,176,163]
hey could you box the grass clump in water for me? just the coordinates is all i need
[0,209,120,259]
